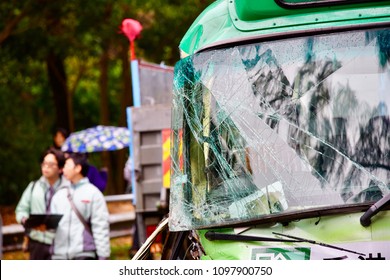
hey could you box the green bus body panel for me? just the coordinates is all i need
[197,211,390,260]
[179,0,390,56]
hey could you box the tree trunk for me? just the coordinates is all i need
[0,11,27,45]
[99,48,110,126]
[98,44,115,194]
[46,51,70,132]
[120,44,133,125]
[113,44,134,195]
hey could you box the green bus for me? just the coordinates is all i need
[137,0,390,260]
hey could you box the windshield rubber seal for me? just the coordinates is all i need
[275,0,390,9]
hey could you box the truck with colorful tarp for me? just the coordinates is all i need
[134,0,390,260]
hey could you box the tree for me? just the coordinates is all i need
[0,0,214,204]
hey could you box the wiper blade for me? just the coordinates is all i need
[205,231,302,243]
[205,231,366,256]
[273,232,365,256]
[360,192,390,227]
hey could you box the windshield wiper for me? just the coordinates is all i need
[273,232,365,256]
[205,231,365,256]
[205,231,300,243]
[360,192,390,227]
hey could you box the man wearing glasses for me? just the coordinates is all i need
[15,148,70,259]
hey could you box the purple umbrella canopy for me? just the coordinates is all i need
[61,125,131,153]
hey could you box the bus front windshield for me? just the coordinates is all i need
[169,28,390,231]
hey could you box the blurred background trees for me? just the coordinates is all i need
[0,0,213,204]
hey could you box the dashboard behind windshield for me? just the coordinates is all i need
[169,27,390,231]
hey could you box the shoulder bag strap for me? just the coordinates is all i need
[24,181,37,235]
[29,181,37,212]
[66,187,92,234]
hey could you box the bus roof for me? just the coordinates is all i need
[179,0,390,57]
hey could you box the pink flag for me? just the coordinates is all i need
[120,19,143,42]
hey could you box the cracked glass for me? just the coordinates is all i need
[169,28,390,231]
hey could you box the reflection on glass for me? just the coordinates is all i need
[170,28,390,231]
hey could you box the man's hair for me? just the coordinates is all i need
[40,147,66,168]
[66,153,89,177]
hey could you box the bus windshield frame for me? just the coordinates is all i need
[169,26,390,231]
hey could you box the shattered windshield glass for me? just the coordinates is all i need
[169,28,390,231]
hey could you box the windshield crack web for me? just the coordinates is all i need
[170,29,390,230]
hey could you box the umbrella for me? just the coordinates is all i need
[61,125,131,153]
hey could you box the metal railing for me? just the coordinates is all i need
[1,194,135,252]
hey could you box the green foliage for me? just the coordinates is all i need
[0,52,52,204]
[0,0,215,204]
[133,0,215,65]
